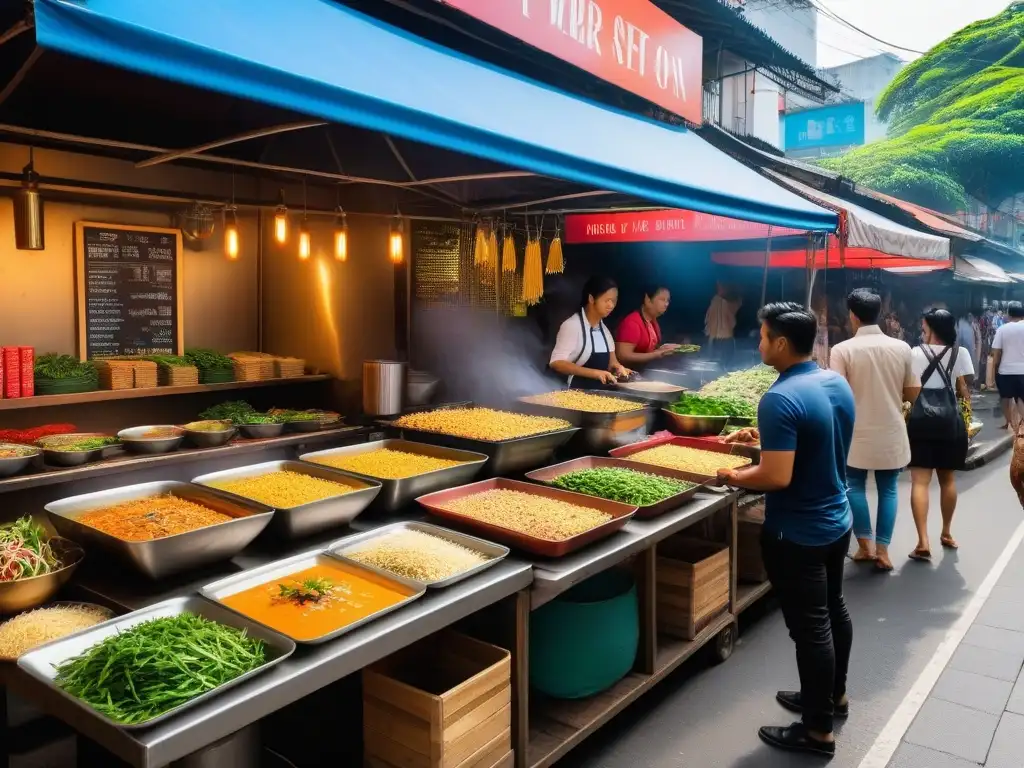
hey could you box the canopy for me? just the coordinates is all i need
[954,256,1015,285]
[33,0,838,232]
[713,236,953,270]
[762,171,949,261]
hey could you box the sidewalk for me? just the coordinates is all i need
[889,543,1024,767]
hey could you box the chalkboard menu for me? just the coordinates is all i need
[75,222,184,360]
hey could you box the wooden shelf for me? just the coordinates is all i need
[735,581,771,614]
[0,425,367,494]
[527,615,733,768]
[0,375,333,411]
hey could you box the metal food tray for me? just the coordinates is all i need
[517,391,654,429]
[300,439,489,513]
[525,456,710,519]
[45,481,275,579]
[614,380,685,404]
[380,420,579,477]
[37,433,119,468]
[192,460,382,539]
[415,478,636,558]
[0,443,39,478]
[609,435,758,485]
[199,549,424,644]
[328,521,509,589]
[16,596,295,730]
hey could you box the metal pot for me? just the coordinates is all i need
[363,360,406,416]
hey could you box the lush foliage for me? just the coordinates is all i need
[820,3,1024,212]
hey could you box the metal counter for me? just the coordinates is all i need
[529,491,737,608]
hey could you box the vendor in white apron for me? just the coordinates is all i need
[549,276,633,389]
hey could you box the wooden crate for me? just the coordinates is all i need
[656,537,730,640]
[363,630,511,768]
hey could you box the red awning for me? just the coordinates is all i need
[712,235,953,270]
[564,209,807,244]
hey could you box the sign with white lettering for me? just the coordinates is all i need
[564,210,806,243]
[438,0,703,123]
[74,222,184,360]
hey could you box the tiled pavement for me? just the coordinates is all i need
[889,547,1024,767]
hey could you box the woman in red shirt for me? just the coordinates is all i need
[615,285,679,369]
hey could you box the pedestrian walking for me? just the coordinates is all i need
[830,289,920,572]
[719,302,855,758]
[908,308,972,561]
[993,301,1024,431]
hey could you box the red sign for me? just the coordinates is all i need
[565,210,806,244]
[439,0,703,123]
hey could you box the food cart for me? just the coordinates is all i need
[0,2,841,766]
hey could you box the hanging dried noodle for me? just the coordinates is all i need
[522,236,544,305]
[502,232,517,272]
[473,224,488,268]
[487,228,499,269]
[546,233,564,274]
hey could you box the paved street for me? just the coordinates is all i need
[559,448,1021,768]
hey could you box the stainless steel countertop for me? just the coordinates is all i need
[529,491,738,609]
[7,559,532,768]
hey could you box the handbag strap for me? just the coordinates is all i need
[920,344,958,392]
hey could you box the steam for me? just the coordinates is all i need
[412,307,560,407]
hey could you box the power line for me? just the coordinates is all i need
[809,0,928,54]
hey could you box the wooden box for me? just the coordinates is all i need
[363,630,511,768]
[737,515,767,584]
[656,537,730,640]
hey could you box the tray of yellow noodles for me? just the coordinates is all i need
[383,406,578,476]
[300,439,488,513]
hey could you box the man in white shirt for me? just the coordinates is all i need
[993,301,1024,430]
[830,289,921,571]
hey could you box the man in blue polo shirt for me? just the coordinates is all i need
[719,301,855,758]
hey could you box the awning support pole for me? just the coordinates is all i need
[135,121,327,168]
[760,225,773,307]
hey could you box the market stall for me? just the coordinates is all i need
[0,2,845,767]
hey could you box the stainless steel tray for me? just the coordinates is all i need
[45,481,275,579]
[328,521,509,589]
[16,595,295,730]
[199,548,424,644]
[300,439,489,513]
[0,443,39,478]
[192,460,382,539]
[380,423,579,477]
[517,392,655,455]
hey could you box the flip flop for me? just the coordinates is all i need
[909,548,932,562]
[941,535,959,550]
[875,558,894,572]
[850,552,877,563]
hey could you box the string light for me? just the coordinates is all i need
[389,213,404,264]
[273,188,288,244]
[334,207,348,262]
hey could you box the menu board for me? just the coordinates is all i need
[75,222,184,360]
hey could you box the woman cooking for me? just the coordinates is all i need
[550,276,633,388]
[615,285,681,369]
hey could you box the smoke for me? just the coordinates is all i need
[412,307,560,407]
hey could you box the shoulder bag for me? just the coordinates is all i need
[907,345,968,445]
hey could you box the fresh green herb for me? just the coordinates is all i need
[668,393,757,418]
[0,516,60,581]
[144,355,192,368]
[698,365,778,407]
[271,410,319,422]
[48,437,119,452]
[54,613,266,725]
[199,401,257,424]
[278,577,334,605]
[184,348,235,371]
[238,414,278,425]
[551,467,694,506]
[34,355,98,381]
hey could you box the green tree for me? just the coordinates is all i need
[820,2,1024,212]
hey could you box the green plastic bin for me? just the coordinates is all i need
[530,569,639,699]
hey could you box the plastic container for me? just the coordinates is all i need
[529,569,638,699]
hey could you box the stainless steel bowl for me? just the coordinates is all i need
[661,409,730,436]
[184,425,237,448]
[45,482,274,579]
[37,433,116,467]
[0,538,85,615]
[117,426,185,455]
[0,444,39,478]
[238,422,285,439]
[192,460,382,539]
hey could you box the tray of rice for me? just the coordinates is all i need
[0,603,115,661]
[329,521,508,589]
[383,407,578,476]
[416,478,636,558]
[192,460,381,539]
[610,435,754,482]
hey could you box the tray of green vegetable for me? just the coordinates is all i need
[17,596,295,729]
[526,456,709,518]
[36,434,121,467]
[33,355,99,396]
[185,348,236,384]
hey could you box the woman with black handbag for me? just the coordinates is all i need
[907,308,973,561]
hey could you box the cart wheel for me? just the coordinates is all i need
[712,623,736,664]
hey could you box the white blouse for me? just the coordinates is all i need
[550,309,615,372]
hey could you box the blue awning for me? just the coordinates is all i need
[34,0,838,232]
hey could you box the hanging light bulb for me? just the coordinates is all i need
[14,147,43,250]
[298,217,311,261]
[273,189,288,244]
[224,207,240,260]
[389,214,404,264]
[334,207,348,262]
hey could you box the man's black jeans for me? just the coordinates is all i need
[761,527,853,734]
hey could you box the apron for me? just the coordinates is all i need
[570,312,612,390]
